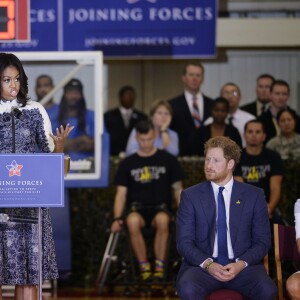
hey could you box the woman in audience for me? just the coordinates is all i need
[266,108,300,159]
[286,199,300,300]
[190,97,242,156]
[126,100,179,156]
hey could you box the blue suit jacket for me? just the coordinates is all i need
[176,180,271,279]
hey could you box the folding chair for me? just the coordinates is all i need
[274,224,300,300]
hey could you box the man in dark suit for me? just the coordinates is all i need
[176,136,277,299]
[258,79,300,144]
[168,62,213,156]
[241,74,275,117]
[104,86,147,155]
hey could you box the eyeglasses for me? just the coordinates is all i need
[222,91,239,97]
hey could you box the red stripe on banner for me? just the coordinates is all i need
[17,0,29,40]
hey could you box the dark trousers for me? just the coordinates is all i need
[176,264,277,300]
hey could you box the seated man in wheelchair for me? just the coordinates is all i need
[111,120,184,282]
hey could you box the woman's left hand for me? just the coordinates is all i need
[161,114,172,131]
[51,123,74,153]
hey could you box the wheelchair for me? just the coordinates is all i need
[96,206,180,296]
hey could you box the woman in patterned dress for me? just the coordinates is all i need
[0,53,73,299]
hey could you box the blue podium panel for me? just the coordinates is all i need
[0,153,64,207]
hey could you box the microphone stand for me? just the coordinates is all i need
[11,110,16,153]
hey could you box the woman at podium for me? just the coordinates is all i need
[0,53,73,299]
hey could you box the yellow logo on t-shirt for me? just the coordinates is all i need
[131,165,166,183]
[140,166,152,182]
[247,166,259,181]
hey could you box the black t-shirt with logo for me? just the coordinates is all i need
[114,149,184,208]
[234,148,284,202]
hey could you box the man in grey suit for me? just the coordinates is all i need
[176,136,277,299]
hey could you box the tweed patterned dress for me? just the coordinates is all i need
[0,99,58,285]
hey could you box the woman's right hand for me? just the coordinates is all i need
[51,123,74,153]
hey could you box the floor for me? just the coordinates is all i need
[2,285,179,299]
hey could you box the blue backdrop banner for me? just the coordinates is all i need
[0,0,217,58]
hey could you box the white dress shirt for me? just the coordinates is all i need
[211,178,235,260]
[184,90,204,121]
[295,199,300,240]
[119,107,133,127]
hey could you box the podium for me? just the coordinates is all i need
[0,153,65,300]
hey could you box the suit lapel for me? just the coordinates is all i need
[201,182,217,253]
[181,94,195,126]
[116,109,126,130]
[229,181,245,249]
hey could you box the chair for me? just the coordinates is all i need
[274,224,300,300]
[206,289,247,300]
[205,255,269,300]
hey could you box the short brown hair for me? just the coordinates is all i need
[182,61,204,76]
[270,79,290,94]
[149,100,172,117]
[204,136,241,165]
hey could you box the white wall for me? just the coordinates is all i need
[105,50,300,114]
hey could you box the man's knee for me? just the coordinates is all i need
[252,278,277,299]
[153,211,171,229]
[126,212,144,233]
[177,278,206,300]
[287,273,300,298]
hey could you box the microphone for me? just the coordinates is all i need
[0,213,38,224]
[11,106,22,119]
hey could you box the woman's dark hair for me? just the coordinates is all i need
[277,107,298,123]
[212,97,230,111]
[0,52,29,106]
[58,78,87,133]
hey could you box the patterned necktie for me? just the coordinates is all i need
[217,186,229,265]
[192,96,201,128]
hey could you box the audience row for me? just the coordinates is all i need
[105,62,300,161]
